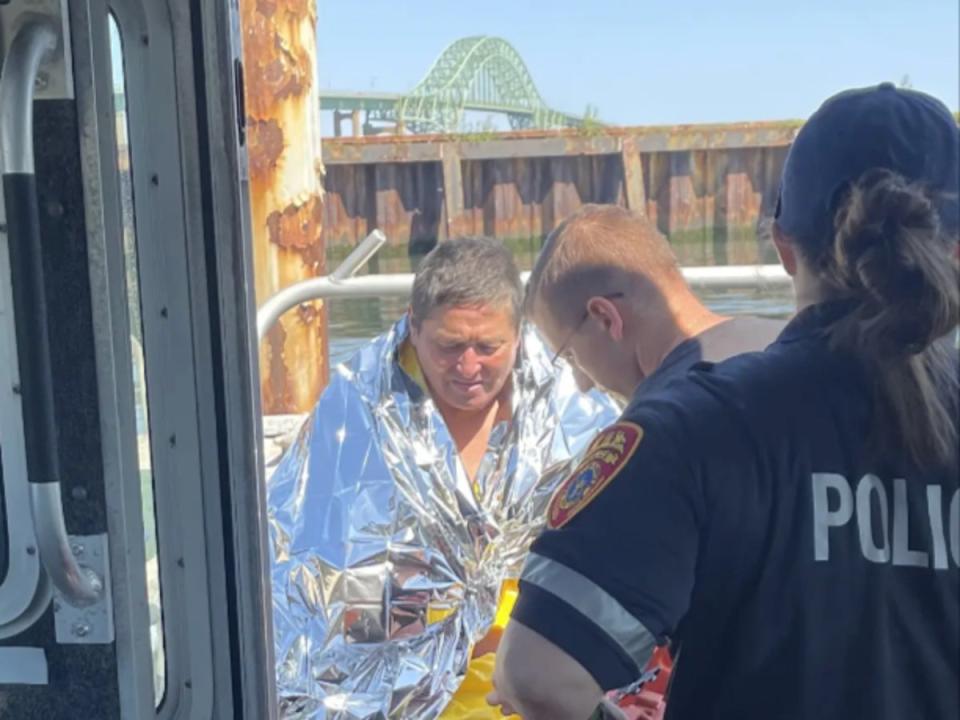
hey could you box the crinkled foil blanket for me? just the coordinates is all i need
[268,316,620,719]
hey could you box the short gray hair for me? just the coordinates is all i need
[411,237,523,329]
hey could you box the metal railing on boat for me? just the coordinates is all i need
[256,229,791,342]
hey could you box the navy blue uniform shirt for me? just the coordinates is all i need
[630,315,783,400]
[513,302,960,719]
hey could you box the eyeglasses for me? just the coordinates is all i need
[550,292,625,365]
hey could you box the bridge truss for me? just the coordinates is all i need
[323,36,592,134]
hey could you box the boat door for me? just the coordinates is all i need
[0,1,274,717]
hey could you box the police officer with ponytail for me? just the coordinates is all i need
[490,83,960,720]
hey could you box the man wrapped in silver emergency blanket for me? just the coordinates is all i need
[267,239,619,720]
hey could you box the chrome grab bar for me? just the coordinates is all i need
[30,484,103,607]
[0,17,57,174]
[329,228,387,282]
[1,17,103,608]
[256,228,789,343]
[256,228,389,341]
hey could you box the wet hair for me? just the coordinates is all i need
[411,237,523,330]
[796,168,959,466]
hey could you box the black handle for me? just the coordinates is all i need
[4,173,60,486]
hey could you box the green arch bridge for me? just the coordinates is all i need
[322,36,595,135]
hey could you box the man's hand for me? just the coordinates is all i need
[488,685,625,720]
[485,687,519,717]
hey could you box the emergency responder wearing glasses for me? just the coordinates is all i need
[489,83,960,719]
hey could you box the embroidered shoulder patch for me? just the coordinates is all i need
[548,422,644,528]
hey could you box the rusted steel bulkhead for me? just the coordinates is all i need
[320,123,799,265]
[241,0,329,413]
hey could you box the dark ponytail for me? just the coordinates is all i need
[818,168,959,467]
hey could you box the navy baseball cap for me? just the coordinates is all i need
[775,83,960,247]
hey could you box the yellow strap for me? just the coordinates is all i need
[494,579,518,628]
[439,654,520,719]
[398,337,428,392]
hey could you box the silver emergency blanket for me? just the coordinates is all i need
[268,315,620,719]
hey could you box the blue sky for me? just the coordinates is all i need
[318,0,959,126]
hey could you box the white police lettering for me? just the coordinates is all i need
[856,474,890,563]
[812,473,960,570]
[812,473,853,561]
[927,485,949,570]
[892,478,930,567]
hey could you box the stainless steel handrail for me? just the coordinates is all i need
[1,17,103,608]
[256,245,790,342]
[328,228,386,282]
[30,484,103,606]
[256,228,391,340]
[0,17,57,174]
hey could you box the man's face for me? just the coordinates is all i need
[533,299,631,400]
[409,303,519,411]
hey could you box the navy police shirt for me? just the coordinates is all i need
[631,315,784,399]
[512,302,960,719]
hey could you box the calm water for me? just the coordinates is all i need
[326,236,795,367]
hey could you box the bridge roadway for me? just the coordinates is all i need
[321,90,584,136]
[317,36,589,135]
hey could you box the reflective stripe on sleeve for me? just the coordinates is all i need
[520,552,656,670]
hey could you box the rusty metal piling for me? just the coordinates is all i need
[240,0,328,414]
